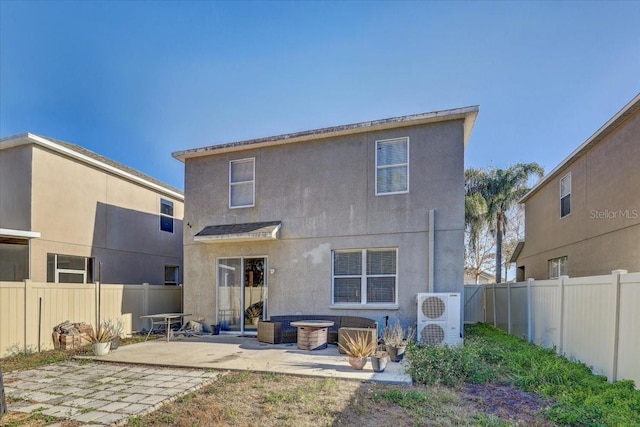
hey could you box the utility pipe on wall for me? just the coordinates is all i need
[428,209,435,293]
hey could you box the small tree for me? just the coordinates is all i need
[465,163,543,283]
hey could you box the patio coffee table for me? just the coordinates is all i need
[290,320,334,350]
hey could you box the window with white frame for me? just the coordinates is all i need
[332,249,397,305]
[560,173,571,218]
[229,158,255,208]
[47,254,93,283]
[160,199,174,233]
[376,137,409,195]
[548,256,568,279]
[164,265,179,285]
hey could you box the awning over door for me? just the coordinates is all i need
[194,221,281,243]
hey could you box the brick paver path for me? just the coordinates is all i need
[3,361,219,426]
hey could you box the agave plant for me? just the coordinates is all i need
[339,332,377,357]
[87,324,114,343]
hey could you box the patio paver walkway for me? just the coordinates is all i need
[3,361,219,426]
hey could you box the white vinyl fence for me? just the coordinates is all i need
[463,270,640,386]
[0,281,182,357]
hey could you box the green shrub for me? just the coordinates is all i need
[407,323,640,426]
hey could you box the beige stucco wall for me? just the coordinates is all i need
[183,120,467,326]
[517,109,640,279]
[3,143,184,284]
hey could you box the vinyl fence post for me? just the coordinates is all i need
[558,275,569,356]
[492,282,497,327]
[507,282,512,335]
[527,278,534,343]
[23,279,32,353]
[611,269,626,383]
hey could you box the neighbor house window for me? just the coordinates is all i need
[160,199,174,233]
[47,254,93,283]
[376,137,409,195]
[548,256,568,279]
[165,265,179,286]
[560,173,571,218]
[0,238,29,281]
[332,249,397,305]
[229,158,255,208]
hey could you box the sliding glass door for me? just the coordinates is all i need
[217,257,267,333]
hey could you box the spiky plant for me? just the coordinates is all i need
[339,332,377,357]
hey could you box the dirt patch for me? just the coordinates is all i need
[462,383,554,426]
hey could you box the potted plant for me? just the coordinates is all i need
[103,319,124,350]
[244,306,262,326]
[382,321,415,362]
[338,332,377,370]
[87,324,113,356]
[370,345,388,373]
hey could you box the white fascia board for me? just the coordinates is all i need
[173,106,479,161]
[520,93,640,203]
[2,133,184,201]
[0,228,41,238]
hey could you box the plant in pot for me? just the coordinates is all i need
[244,306,262,326]
[103,318,124,350]
[338,332,377,370]
[370,345,389,373]
[87,324,113,356]
[382,321,415,362]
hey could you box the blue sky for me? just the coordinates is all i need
[1,1,639,191]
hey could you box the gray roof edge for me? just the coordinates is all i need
[172,105,479,161]
[520,93,640,203]
[1,132,184,200]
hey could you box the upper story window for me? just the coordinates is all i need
[548,256,568,279]
[332,248,397,306]
[47,254,93,283]
[376,137,409,195]
[160,199,174,233]
[229,158,255,208]
[560,173,571,218]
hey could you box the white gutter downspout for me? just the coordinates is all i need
[428,209,435,293]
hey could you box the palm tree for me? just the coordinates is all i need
[465,163,544,283]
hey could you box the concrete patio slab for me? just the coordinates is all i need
[82,334,412,385]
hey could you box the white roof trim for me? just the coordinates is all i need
[520,93,640,203]
[173,106,479,161]
[0,228,41,239]
[1,133,184,201]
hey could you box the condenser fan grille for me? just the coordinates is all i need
[421,323,445,345]
[421,296,445,319]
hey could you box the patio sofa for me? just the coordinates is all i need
[257,315,377,345]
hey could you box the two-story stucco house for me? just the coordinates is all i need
[512,94,640,280]
[173,107,478,333]
[0,133,184,285]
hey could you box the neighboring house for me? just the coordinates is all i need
[512,94,640,280]
[464,270,495,285]
[172,106,478,333]
[0,133,184,285]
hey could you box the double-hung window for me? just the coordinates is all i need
[548,256,568,279]
[47,254,93,283]
[160,199,174,233]
[229,158,255,208]
[376,137,409,195]
[332,249,397,305]
[560,173,571,218]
